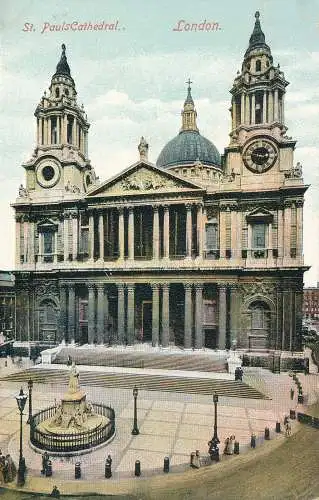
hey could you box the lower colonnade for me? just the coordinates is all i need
[58,282,237,350]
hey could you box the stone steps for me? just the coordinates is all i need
[0,368,267,400]
[54,347,227,373]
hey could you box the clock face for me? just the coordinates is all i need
[36,159,60,188]
[243,140,277,173]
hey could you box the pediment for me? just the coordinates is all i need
[246,207,273,222]
[87,161,204,198]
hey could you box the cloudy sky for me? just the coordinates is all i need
[1,0,318,285]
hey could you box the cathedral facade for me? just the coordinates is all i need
[13,13,308,352]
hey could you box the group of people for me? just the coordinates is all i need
[0,451,17,483]
[284,416,292,437]
[223,435,236,455]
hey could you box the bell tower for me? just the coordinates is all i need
[22,44,97,199]
[224,12,299,184]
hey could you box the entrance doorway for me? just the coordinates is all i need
[205,329,217,349]
[142,301,152,342]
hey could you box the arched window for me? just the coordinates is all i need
[38,299,58,342]
[256,59,261,72]
[249,301,270,331]
[55,88,60,98]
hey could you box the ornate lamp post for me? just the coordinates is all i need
[208,393,220,462]
[15,387,28,486]
[131,385,139,435]
[27,379,33,424]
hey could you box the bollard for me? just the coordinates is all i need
[45,460,52,477]
[75,462,81,479]
[134,460,141,477]
[290,409,296,420]
[163,456,169,473]
[264,427,270,440]
[234,441,239,455]
[250,434,256,449]
[105,462,112,479]
[275,422,281,433]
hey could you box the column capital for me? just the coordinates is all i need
[128,206,134,213]
[96,283,105,291]
[126,283,135,292]
[118,206,124,215]
[161,283,170,291]
[228,282,239,291]
[151,282,160,290]
[194,284,203,292]
[185,203,193,211]
[153,205,159,212]
[163,205,170,213]
[117,282,125,290]
[87,283,95,291]
[218,284,227,292]
[184,282,193,291]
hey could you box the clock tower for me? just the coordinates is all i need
[224,11,297,189]
[21,44,97,202]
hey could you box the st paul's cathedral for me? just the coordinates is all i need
[12,12,308,354]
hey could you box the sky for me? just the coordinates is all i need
[0,0,318,285]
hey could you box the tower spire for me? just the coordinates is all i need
[245,11,270,58]
[181,79,198,132]
[55,43,71,76]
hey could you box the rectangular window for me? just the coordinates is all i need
[43,231,54,254]
[206,223,218,249]
[252,224,266,248]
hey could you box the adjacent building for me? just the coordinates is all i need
[12,13,308,352]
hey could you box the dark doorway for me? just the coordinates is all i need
[142,301,152,342]
[205,329,217,349]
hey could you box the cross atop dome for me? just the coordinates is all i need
[184,78,194,106]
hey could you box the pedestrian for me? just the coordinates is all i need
[0,456,5,483]
[50,485,61,498]
[290,387,295,400]
[284,415,289,426]
[229,435,236,454]
[4,454,16,482]
[223,437,232,455]
[41,452,50,475]
[285,421,292,437]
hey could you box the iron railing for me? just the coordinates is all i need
[30,403,115,453]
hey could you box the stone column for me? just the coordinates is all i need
[128,207,134,260]
[240,93,245,124]
[296,201,303,258]
[68,284,75,344]
[59,284,68,343]
[127,284,135,345]
[283,201,292,258]
[72,213,78,261]
[15,216,21,266]
[186,204,192,258]
[96,284,105,344]
[268,90,273,122]
[197,204,204,258]
[89,212,94,261]
[184,283,193,349]
[281,93,285,124]
[161,284,170,347]
[117,283,125,344]
[277,208,284,258]
[163,205,170,258]
[98,211,104,261]
[195,284,203,349]
[153,206,160,260]
[231,99,236,129]
[245,93,250,125]
[231,209,238,259]
[251,94,256,124]
[88,284,95,344]
[268,221,273,255]
[118,208,125,259]
[28,219,35,264]
[274,89,279,121]
[229,285,239,347]
[151,283,160,346]
[219,209,226,259]
[218,285,227,349]
[57,116,60,144]
[104,288,109,345]
[54,231,58,264]
[262,90,267,123]
[23,218,28,263]
[38,118,43,145]
[63,214,69,261]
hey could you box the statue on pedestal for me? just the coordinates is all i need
[68,362,80,394]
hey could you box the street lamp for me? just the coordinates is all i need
[208,393,220,462]
[27,379,33,424]
[131,385,139,435]
[15,387,28,486]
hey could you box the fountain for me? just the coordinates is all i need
[30,363,115,455]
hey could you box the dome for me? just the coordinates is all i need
[157,130,221,169]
